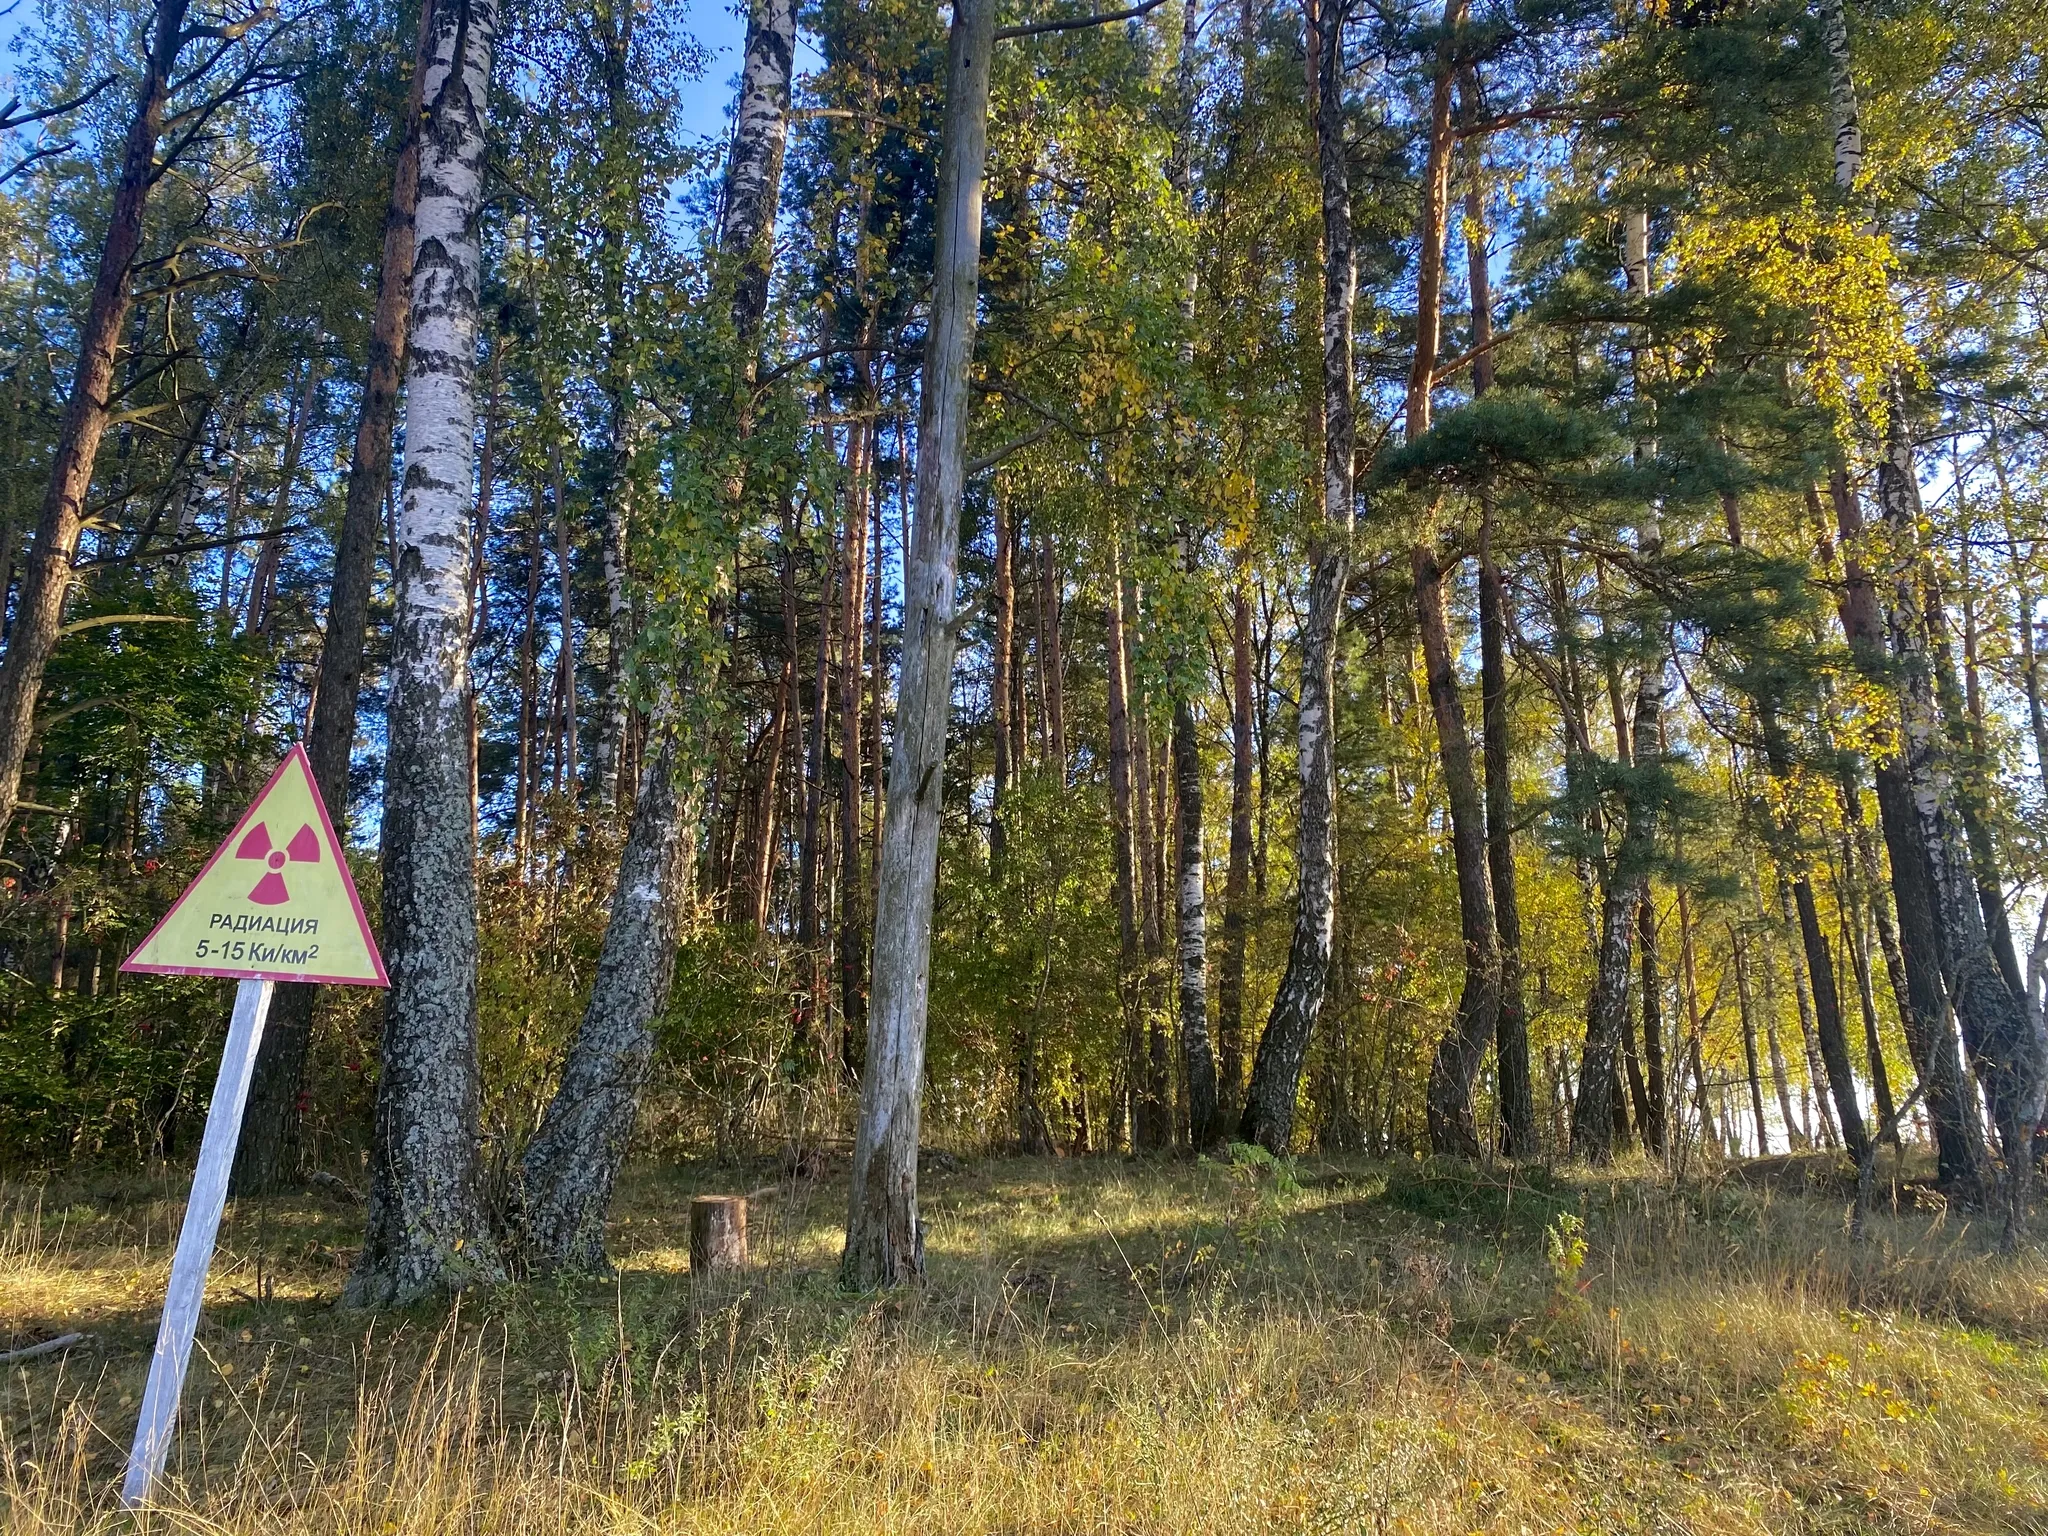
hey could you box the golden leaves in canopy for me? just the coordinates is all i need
[1669,196,1918,439]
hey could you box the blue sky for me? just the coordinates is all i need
[0,0,812,147]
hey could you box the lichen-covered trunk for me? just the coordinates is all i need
[841,0,993,1287]
[238,0,436,1196]
[345,0,504,1308]
[0,0,188,844]
[1239,0,1353,1156]
[517,716,693,1271]
[518,0,796,1274]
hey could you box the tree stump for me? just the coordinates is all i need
[689,1196,747,1274]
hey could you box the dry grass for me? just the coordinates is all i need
[4,1151,2046,1533]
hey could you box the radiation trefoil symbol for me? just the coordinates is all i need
[235,821,321,905]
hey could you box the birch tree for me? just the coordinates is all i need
[1240,0,1353,1154]
[1818,0,2041,1237]
[236,0,438,1196]
[518,0,797,1273]
[344,0,504,1307]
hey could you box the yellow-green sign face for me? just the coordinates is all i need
[123,745,388,987]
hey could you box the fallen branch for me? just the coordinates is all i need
[0,1332,85,1365]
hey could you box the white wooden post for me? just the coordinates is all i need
[121,977,275,1508]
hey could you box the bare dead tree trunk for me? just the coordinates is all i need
[345,0,505,1307]
[840,0,994,1286]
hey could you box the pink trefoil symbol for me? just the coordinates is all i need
[236,822,320,904]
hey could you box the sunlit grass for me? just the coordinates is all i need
[4,1152,2045,1532]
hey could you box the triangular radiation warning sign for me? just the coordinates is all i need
[123,745,388,986]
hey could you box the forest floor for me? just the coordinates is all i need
[2,1149,2046,1534]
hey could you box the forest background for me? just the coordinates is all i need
[1,0,2047,1300]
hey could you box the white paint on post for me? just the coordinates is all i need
[121,977,275,1508]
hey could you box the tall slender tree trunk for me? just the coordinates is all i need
[1040,530,1066,779]
[1128,606,1169,1149]
[1876,403,2044,1236]
[1732,928,1768,1153]
[748,500,801,930]
[1571,209,1667,1164]
[1106,541,1142,1148]
[517,0,796,1273]
[1791,873,1864,1156]
[547,440,580,819]
[516,509,541,870]
[1464,114,1534,1156]
[1165,0,1216,1150]
[840,0,994,1286]
[1989,440,2048,809]
[839,419,872,1063]
[345,0,504,1307]
[0,0,191,844]
[1217,578,1254,1119]
[990,495,1015,869]
[1405,0,1498,1164]
[1818,0,1990,1196]
[1174,686,1217,1148]
[1637,896,1667,1156]
[590,1,638,811]
[1241,0,1354,1154]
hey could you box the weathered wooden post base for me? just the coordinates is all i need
[690,1195,747,1273]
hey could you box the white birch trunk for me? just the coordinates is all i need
[345,0,503,1307]
[1167,0,1219,1148]
[1822,0,2043,1235]
[1239,0,1353,1153]
[517,0,797,1272]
